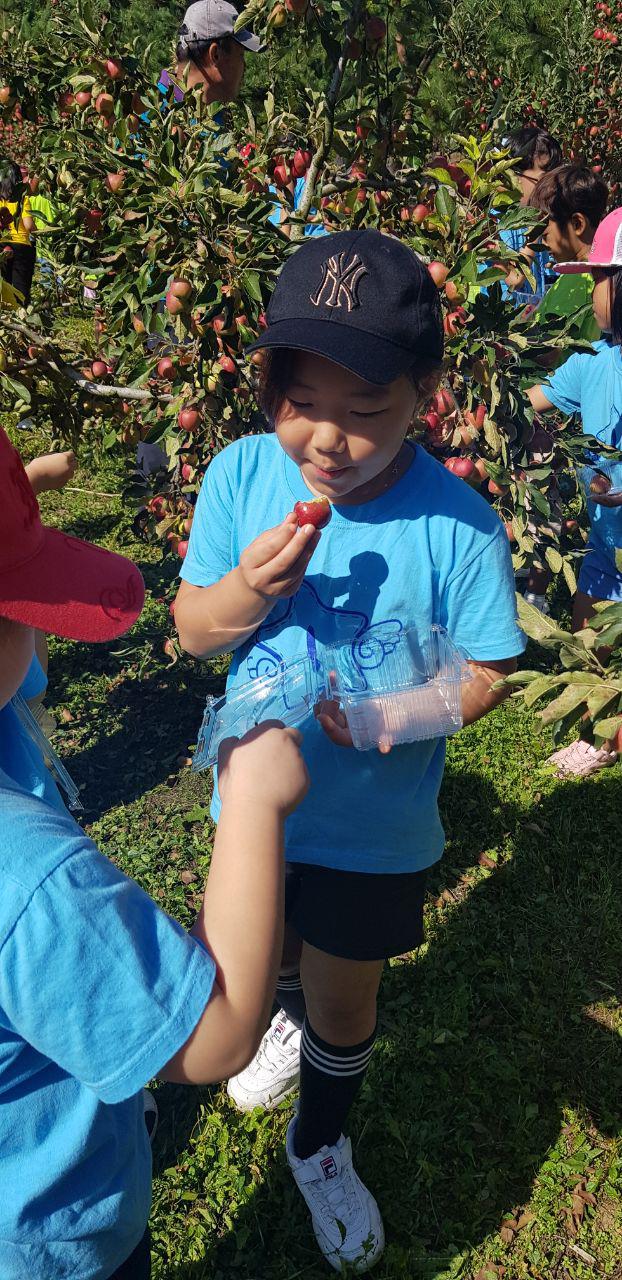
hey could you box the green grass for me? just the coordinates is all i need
[16,430,622,1280]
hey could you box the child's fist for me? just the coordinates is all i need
[26,450,77,496]
[218,723,310,816]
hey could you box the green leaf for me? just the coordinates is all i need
[240,269,263,304]
[593,713,622,743]
[516,595,572,645]
[615,548,622,574]
[540,684,596,726]
[435,186,456,222]
[562,557,577,595]
[545,547,563,574]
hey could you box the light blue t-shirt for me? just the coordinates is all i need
[0,656,64,811]
[181,435,524,874]
[0,769,216,1280]
[544,338,622,566]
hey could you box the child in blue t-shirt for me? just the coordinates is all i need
[175,228,524,1273]
[528,205,622,779]
[0,429,308,1280]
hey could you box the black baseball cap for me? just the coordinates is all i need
[246,229,444,385]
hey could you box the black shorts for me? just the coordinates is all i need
[285,862,428,962]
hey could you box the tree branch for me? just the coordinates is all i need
[0,318,171,402]
[291,0,365,238]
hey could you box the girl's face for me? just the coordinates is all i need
[592,268,613,331]
[0,619,35,711]
[275,351,421,503]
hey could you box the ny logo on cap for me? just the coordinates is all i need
[310,251,367,312]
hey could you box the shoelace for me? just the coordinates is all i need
[258,1026,298,1072]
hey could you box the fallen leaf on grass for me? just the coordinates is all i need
[478,852,496,869]
[499,1225,515,1244]
[180,869,197,885]
[568,1242,597,1265]
[475,1266,505,1279]
[60,707,74,723]
[515,1210,535,1230]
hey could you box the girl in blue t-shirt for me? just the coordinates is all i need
[175,228,524,1273]
[528,205,622,778]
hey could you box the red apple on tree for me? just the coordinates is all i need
[95,92,114,118]
[293,496,332,529]
[105,170,126,194]
[157,357,175,380]
[291,148,312,178]
[104,58,125,81]
[428,261,449,287]
[178,407,200,433]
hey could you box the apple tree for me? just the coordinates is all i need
[0,0,595,590]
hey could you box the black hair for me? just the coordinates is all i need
[529,164,609,230]
[254,347,442,424]
[505,127,563,173]
[0,160,22,202]
[176,34,235,64]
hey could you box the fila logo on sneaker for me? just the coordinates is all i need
[320,1155,338,1181]
[273,1021,286,1041]
[310,251,367,312]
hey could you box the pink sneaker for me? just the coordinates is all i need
[548,740,618,778]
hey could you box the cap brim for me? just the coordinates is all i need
[555,260,598,275]
[0,527,145,642]
[233,26,263,51]
[246,317,439,385]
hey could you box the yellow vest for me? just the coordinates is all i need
[0,198,33,245]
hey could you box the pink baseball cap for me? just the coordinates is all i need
[556,206,622,274]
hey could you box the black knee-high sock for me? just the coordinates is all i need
[293,1017,377,1159]
[275,966,307,1030]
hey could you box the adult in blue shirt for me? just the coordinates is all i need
[0,427,308,1279]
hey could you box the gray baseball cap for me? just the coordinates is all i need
[178,0,263,53]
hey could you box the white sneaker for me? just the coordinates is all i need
[286,1119,385,1273]
[227,1011,301,1112]
[524,591,551,615]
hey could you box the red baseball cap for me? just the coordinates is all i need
[556,206,622,274]
[0,429,145,641]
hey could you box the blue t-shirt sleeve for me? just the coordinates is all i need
[0,833,216,1104]
[180,448,236,587]
[542,351,583,415]
[442,528,525,662]
[19,655,47,701]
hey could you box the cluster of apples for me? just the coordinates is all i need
[421,388,509,497]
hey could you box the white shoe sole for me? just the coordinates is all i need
[315,1209,385,1273]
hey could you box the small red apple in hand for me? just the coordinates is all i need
[293,496,332,530]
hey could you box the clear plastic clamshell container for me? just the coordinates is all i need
[191,627,470,771]
[192,657,327,772]
[324,624,471,752]
[579,456,622,500]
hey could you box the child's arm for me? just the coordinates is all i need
[175,515,320,658]
[25,450,76,496]
[160,724,309,1084]
[527,385,556,413]
[460,657,517,727]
